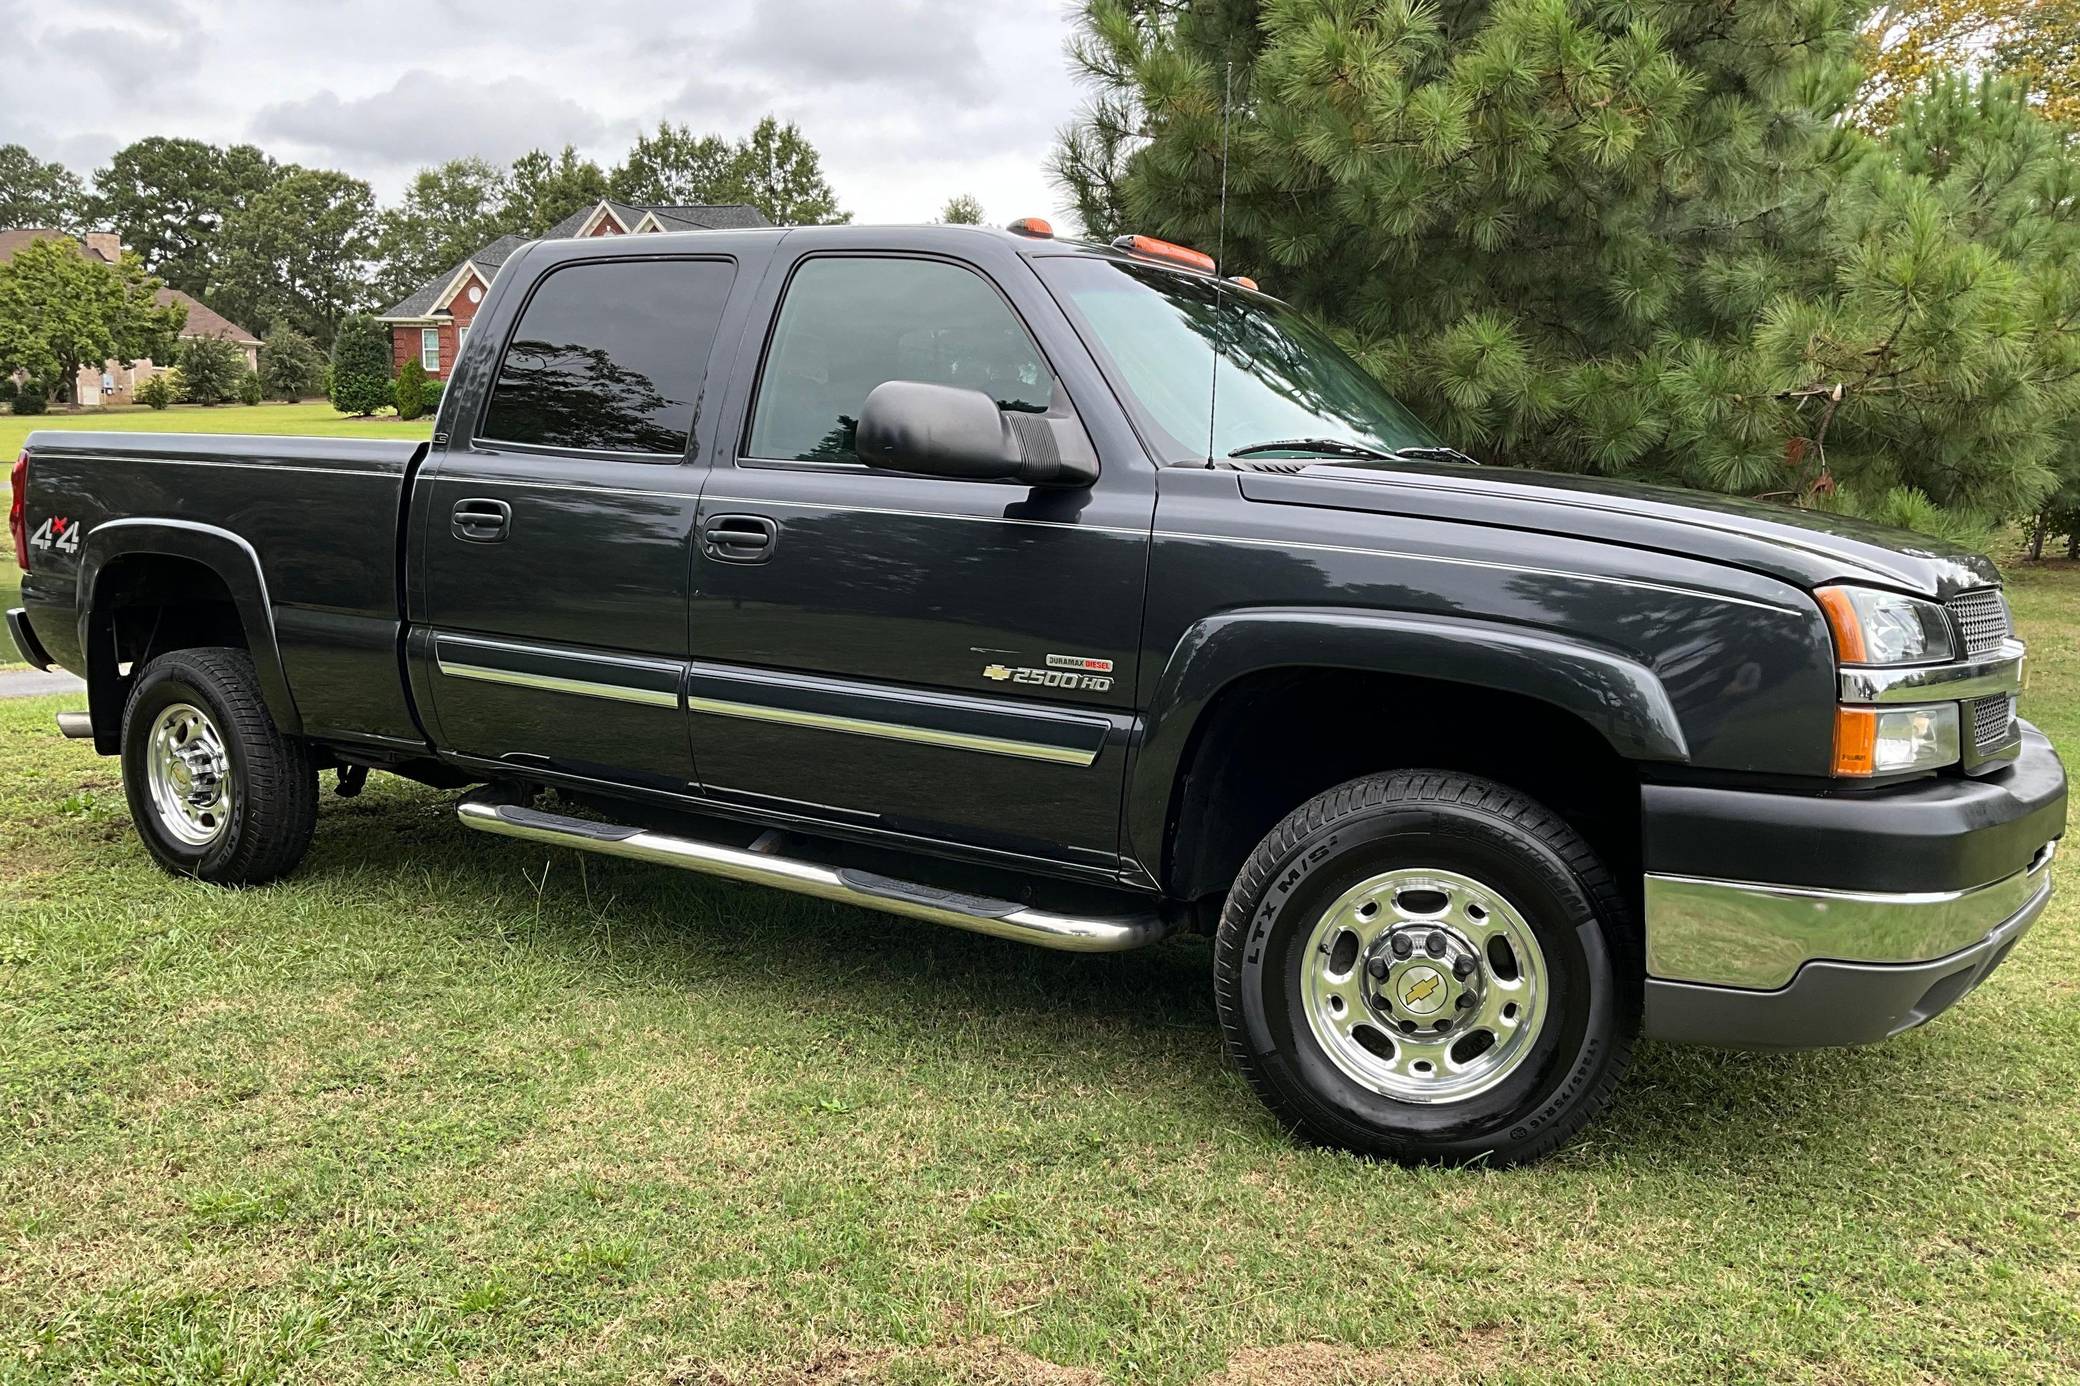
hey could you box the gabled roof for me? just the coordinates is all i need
[378,234,529,322]
[158,289,260,345]
[0,227,66,262]
[380,200,767,324]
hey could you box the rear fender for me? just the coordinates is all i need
[76,518,299,746]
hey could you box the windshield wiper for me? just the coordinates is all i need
[1228,438,1396,461]
[1387,445,1481,466]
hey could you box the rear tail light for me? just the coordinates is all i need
[8,450,25,572]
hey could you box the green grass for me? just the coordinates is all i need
[1,560,2077,1380]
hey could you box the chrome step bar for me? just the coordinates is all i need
[455,789,1172,953]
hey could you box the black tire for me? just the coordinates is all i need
[120,646,318,886]
[1213,770,1638,1166]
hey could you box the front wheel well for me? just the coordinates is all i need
[1163,668,1643,918]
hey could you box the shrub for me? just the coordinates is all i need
[236,368,263,406]
[394,358,428,421]
[422,378,444,411]
[259,326,326,403]
[329,314,393,417]
[175,336,243,406]
[136,370,181,410]
[11,380,48,415]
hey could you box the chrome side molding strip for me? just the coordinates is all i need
[435,658,680,709]
[455,789,1171,953]
[684,694,1100,766]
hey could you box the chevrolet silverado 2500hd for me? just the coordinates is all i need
[8,222,2066,1164]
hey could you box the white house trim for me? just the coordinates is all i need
[430,263,489,316]
[574,200,632,238]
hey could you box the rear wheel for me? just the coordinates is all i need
[121,647,317,886]
[1213,770,1636,1165]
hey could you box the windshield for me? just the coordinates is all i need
[1037,256,1442,463]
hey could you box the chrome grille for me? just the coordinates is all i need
[1948,588,2011,660]
[1970,694,2015,756]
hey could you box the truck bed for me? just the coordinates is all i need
[17,431,427,747]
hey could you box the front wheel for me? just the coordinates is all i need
[1213,771,1637,1165]
[121,647,317,886]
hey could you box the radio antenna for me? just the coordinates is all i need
[1205,56,1234,467]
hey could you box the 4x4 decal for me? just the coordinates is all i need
[28,516,82,556]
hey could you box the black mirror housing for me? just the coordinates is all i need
[856,381,1097,488]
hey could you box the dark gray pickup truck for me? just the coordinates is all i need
[8,222,2066,1164]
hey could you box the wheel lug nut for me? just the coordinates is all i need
[1390,935,1412,959]
[1424,933,1446,958]
[1366,957,1388,980]
[1453,956,1475,980]
[1456,993,1474,1010]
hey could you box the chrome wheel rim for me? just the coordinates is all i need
[144,702,234,848]
[1300,867,1549,1104]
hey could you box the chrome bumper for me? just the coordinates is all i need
[1645,841,2057,990]
[6,607,53,671]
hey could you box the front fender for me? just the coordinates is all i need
[76,518,301,744]
[1124,607,1687,879]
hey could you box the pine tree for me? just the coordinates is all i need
[1055,0,2079,532]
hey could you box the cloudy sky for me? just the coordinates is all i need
[1,0,1092,227]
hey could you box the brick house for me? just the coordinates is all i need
[0,228,263,405]
[375,199,768,382]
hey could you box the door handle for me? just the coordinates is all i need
[702,513,778,564]
[452,498,511,544]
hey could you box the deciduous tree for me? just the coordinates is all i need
[175,335,243,406]
[0,236,184,406]
[937,193,986,224]
[736,118,849,225]
[375,158,513,304]
[216,168,378,347]
[609,123,748,205]
[259,325,327,402]
[504,146,610,237]
[87,138,278,297]
[0,144,86,231]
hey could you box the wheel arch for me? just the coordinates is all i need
[76,520,299,752]
[1130,608,1679,904]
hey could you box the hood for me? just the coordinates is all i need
[1233,459,2001,598]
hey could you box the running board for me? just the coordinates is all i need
[455,790,1172,953]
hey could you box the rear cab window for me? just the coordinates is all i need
[745,256,1055,466]
[478,257,736,460]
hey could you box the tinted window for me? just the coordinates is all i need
[481,258,735,456]
[747,257,1054,463]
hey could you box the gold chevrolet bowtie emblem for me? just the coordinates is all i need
[1404,975,1440,1005]
[983,664,1013,682]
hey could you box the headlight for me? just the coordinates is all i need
[1834,704,1961,776]
[1816,586,1955,665]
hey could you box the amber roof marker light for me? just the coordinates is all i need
[1007,217,1054,238]
[1110,234,1218,274]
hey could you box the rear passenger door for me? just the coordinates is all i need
[687,248,1155,872]
[414,254,737,793]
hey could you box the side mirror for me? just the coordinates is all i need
[855,380,1097,488]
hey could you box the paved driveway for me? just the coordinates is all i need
[0,668,85,699]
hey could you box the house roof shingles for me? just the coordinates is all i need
[380,200,768,320]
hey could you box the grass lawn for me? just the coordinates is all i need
[0,403,431,668]
[0,560,2076,1378]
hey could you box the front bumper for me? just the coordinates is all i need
[1641,722,2065,1049]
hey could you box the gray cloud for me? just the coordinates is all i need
[253,70,610,170]
[715,0,994,102]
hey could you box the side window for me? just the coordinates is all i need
[747,257,1055,464]
[480,258,736,457]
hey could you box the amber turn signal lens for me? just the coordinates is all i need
[1814,586,1870,665]
[1228,275,1259,291]
[1833,707,1878,776]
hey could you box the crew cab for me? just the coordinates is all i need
[7,221,2066,1164]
